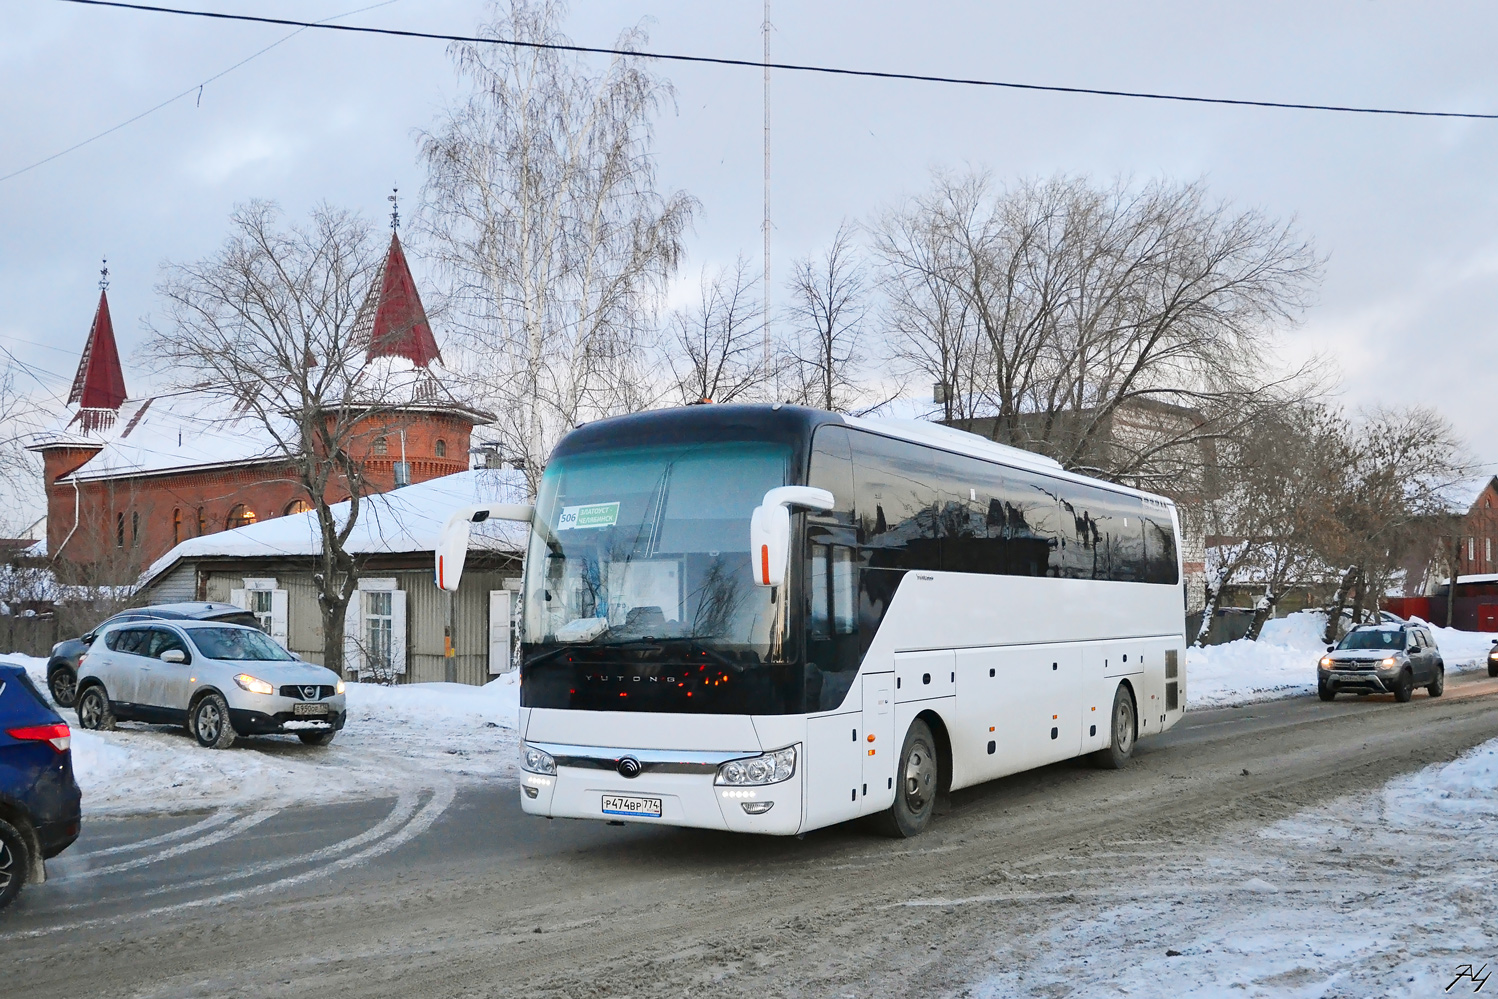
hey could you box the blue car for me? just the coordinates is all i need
[0,662,82,910]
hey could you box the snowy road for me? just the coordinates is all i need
[4,671,1497,997]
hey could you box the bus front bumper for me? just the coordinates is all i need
[520,766,804,836]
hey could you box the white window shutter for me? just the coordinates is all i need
[489,590,512,675]
[390,589,407,676]
[343,590,362,675]
[270,589,289,647]
[229,588,247,610]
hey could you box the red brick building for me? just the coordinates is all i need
[31,235,493,583]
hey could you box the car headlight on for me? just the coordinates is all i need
[233,673,274,695]
[335,679,346,695]
[715,746,797,786]
[521,744,556,775]
[1320,657,1334,668]
[1380,657,1398,668]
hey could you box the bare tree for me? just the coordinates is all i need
[419,0,695,490]
[149,202,393,675]
[665,257,772,404]
[872,172,1323,490]
[781,224,871,413]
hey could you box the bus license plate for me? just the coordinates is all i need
[601,794,662,818]
[292,702,329,716]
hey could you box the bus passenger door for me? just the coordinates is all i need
[861,672,895,813]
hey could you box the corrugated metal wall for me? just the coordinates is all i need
[152,565,197,604]
[199,565,517,684]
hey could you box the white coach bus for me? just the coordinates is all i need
[438,404,1186,837]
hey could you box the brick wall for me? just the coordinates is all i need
[1459,480,1498,577]
[44,410,479,582]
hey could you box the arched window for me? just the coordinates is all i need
[173,508,182,545]
[197,507,206,536]
[435,438,447,458]
[132,511,139,547]
[116,513,125,549]
[284,498,311,516]
[226,504,258,530]
[372,435,389,455]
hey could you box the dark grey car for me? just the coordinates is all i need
[1317,623,1444,703]
[45,602,258,708]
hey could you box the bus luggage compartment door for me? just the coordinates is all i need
[894,649,955,703]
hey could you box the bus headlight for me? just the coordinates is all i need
[715,746,797,786]
[521,744,556,775]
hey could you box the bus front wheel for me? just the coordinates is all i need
[872,719,938,838]
[1092,685,1136,770]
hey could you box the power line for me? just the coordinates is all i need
[51,0,1498,121]
[1,0,403,184]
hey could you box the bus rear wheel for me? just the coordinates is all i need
[872,720,938,838]
[1092,685,1136,770]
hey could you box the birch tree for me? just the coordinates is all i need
[783,224,870,413]
[419,0,695,491]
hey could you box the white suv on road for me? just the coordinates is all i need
[73,620,347,749]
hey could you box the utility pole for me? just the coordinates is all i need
[762,0,772,370]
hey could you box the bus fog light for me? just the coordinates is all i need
[523,785,538,798]
[741,801,774,814]
[715,746,797,786]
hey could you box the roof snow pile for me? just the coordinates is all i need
[141,468,529,584]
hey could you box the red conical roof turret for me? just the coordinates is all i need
[68,285,128,412]
[364,231,442,368]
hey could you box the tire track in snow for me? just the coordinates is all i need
[6,780,454,939]
[66,809,235,861]
[52,809,279,881]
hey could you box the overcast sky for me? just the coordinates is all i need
[4,0,1498,509]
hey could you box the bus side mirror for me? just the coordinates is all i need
[750,487,835,587]
[435,502,535,592]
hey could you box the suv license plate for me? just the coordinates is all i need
[292,702,329,716]
[601,794,662,818]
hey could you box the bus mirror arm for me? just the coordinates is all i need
[749,487,835,587]
[435,502,535,592]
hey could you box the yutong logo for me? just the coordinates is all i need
[582,674,678,684]
[616,756,642,779]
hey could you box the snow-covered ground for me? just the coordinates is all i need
[3,653,520,816]
[1187,611,1496,708]
[976,738,1498,998]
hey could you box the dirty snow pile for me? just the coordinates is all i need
[976,739,1498,997]
[2,653,519,816]
[1186,611,1495,709]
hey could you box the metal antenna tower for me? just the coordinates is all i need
[762,0,772,368]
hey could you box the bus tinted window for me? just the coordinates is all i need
[845,429,1177,585]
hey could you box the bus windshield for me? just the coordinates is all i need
[522,440,798,712]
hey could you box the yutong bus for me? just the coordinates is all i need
[437,404,1186,837]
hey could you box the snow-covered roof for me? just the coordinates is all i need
[1456,573,1498,585]
[139,469,529,586]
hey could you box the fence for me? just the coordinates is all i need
[0,615,61,658]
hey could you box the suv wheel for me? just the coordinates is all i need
[47,665,78,709]
[1427,667,1445,698]
[75,686,115,731]
[191,693,237,750]
[1318,681,1336,702]
[0,817,30,911]
[297,730,336,747]
[1393,669,1415,703]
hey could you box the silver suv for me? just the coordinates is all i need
[1318,623,1445,703]
[73,620,347,748]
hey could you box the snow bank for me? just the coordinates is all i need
[1,652,519,816]
[977,738,1498,998]
[1186,610,1494,709]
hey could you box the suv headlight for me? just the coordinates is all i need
[1319,656,1334,668]
[715,746,797,786]
[1380,657,1398,668]
[521,744,556,775]
[233,673,274,695]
